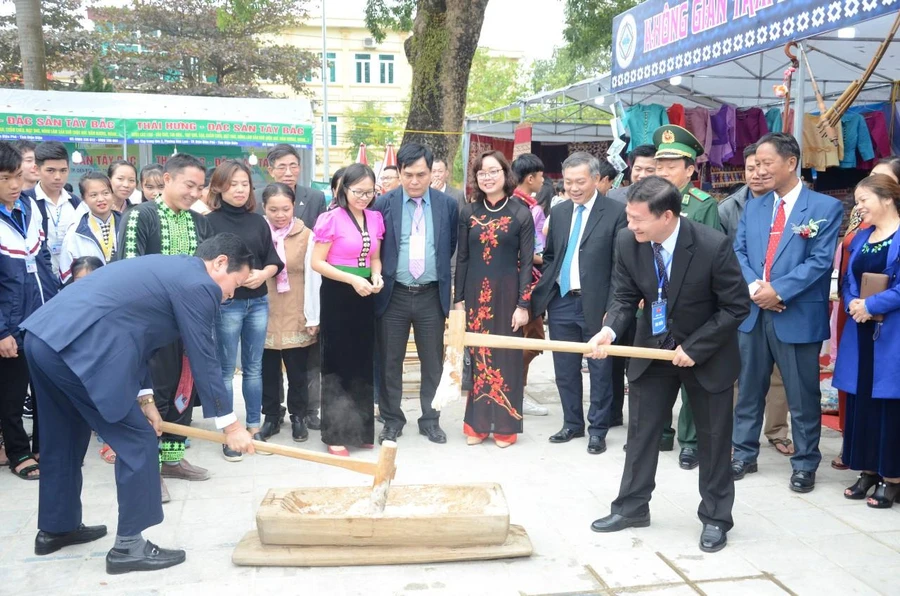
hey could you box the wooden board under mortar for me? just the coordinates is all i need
[256,483,509,547]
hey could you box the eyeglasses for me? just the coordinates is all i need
[380,175,398,182]
[348,188,376,200]
[476,169,503,180]
[272,163,300,174]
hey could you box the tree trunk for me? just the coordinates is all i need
[14,0,48,90]
[402,0,489,165]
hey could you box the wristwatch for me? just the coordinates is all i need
[138,396,155,407]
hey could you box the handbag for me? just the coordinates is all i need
[461,347,474,391]
[860,272,889,322]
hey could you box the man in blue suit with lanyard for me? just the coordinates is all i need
[732,133,843,493]
[21,234,255,574]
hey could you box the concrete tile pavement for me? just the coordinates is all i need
[1,352,898,595]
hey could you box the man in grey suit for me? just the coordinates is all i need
[608,144,657,204]
[431,157,466,208]
[260,144,327,432]
[264,144,327,229]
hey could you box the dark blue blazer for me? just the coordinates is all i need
[833,227,900,399]
[734,185,843,343]
[373,188,459,318]
[20,255,232,424]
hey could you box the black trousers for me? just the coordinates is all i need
[149,341,196,447]
[377,284,443,431]
[610,361,735,531]
[611,317,636,425]
[0,352,38,466]
[262,346,314,418]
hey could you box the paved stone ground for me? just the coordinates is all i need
[2,352,900,596]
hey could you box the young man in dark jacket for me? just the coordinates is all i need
[0,141,60,479]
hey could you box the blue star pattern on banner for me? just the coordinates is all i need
[611,0,898,93]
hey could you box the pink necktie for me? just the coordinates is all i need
[409,197,425,279]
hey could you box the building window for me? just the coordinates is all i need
[355,53,371,84]
[328,116,338,146]
[303,52,336,83]
[379,55,394,84]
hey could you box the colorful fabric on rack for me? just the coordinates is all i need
[858,111,891,170]
[708,105,736,167]
[765,108,795,134]
[839,112,876,169]
[624,104,669,151]
[667,104,686,127]
[727,108,769,167]
[684,107,713,165]
[802,114,844,172]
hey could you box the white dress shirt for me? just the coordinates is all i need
[600,219,680,343]
[34,182,78,275]
[559,192,597,292]
[750,177,802,294]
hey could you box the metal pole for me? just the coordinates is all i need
[793,45,806,175]
[321,1,330,182]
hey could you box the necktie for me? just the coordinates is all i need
[558,205,585,296]
[409,197,425,279]
[764,200,786,281]
[173,355,194,414]
[653,242,676,350]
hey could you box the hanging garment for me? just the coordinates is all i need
[708,105,736,167]
[839,112,876,169]
[802,114,845,172]
[624,104,669,151]
[727,107,769,167]
[765,108,795,134]
[684,107,713,165]
[667,103,686,128]
[858,111,891,170]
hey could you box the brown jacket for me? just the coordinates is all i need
[264,219,320,350]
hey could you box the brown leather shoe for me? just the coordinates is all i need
[160,476,171,503]
[160,458,210,481]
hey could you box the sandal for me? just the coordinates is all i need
[768,438,794,456]
[844,472,881,500]
[867,481,900,509]
[99,445,117,464]
[11,454,39,480]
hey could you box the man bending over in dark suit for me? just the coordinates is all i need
[21,234,256,575]
[588,176,750,553]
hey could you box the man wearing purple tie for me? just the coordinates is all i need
[373,144,459,445]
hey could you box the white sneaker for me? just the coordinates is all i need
[523,396,548,416]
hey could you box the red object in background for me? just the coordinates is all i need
[382,144,397,168]
[356,143,369,165]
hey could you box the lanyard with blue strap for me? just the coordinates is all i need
[651,244,673,336]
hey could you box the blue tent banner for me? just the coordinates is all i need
[611,0,900,93]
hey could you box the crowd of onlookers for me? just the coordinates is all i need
[2,129,900,516]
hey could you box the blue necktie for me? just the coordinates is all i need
[559,205,585,296]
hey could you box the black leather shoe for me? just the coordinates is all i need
[106,541,186,575]
[658,434,675,452]
[587,436,607,454]
[35,523,108,555]
[790,470,816,493]
[259,417,280,440]
[679,447,699,470]
[699,524,727,553]
[304,412,321,431]
[731,459,758,480]
[290,415,308,442]
[419,425,447,444]
[379,426,402,444]
[590,513,650,533]
[549,428,585,443]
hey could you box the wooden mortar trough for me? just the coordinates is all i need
[256,483,510,548]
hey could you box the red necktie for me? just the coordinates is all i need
[764,201,786,282]
[174,355,194,414]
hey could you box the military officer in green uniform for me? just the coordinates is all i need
[652,124,721,470]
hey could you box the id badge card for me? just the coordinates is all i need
[25,257,37,273]
[174,392,190,414]
[651,299,668,336]
[410,235,426,260]
[49,242,62,256]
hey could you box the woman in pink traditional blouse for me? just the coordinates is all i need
[311,164,385,456]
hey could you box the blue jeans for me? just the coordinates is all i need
[216,296,269,428]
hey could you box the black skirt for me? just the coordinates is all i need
[319,277,375,446]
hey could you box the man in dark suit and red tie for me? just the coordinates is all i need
[587,176,750,553]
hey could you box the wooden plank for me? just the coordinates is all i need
[256,483,509,547]
[233,525,532,567]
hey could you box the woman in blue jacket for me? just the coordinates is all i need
[834,174,900,508]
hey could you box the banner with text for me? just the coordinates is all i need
[611,0,899,93]
[0,113,125,143]
[125,118,314,147]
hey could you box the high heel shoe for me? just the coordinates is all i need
[867,481,900,509]
[327,446,350,457]
[844,472,881,500]
[495,440,513,448]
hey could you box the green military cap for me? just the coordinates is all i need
[652,125,705,160]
